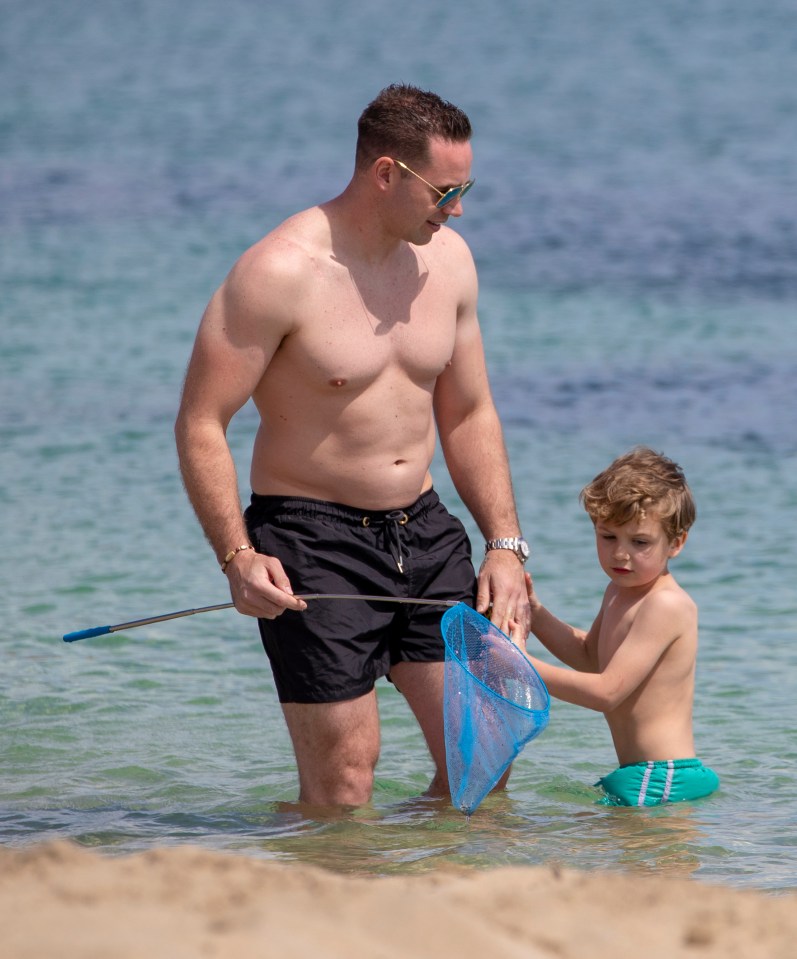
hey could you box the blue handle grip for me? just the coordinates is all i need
[63,625,112,642]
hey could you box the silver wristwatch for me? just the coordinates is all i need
[485,536,530,564]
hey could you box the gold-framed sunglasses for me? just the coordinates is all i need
[393,159,475,209]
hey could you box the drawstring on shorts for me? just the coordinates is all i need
[362,509,409,574]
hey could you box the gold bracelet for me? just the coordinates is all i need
[221,544,255,573]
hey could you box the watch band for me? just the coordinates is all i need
[485,537,519,551]
[484,536,530,563]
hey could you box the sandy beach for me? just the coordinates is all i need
[2,841,795,959]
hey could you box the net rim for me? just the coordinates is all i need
[442,604,551,718]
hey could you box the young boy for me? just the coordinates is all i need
[512,446,719,806]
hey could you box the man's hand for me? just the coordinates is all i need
[476,550,531,636]
[224,549,307,619]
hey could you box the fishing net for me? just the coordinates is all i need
[442,603,550,815]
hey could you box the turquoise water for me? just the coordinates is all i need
[2,1,796,891]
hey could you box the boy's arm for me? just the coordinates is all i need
[527,602,599,673]
[515,589,692,713]
[524,573,599,673]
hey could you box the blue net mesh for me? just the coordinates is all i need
[442,603,550,815]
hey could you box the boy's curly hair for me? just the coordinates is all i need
[579,446,696,541]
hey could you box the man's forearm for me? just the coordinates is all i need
[175,419,250,565]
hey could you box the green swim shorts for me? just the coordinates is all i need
[596,758,719,807]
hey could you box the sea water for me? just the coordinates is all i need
[2,0,796,891]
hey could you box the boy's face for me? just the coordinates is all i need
[593,514,687,589]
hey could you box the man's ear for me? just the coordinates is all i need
[372,156,396,194]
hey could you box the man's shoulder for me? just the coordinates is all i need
[413,225,477,295]
[423,223,474,262]
[255,206,329,256]
[233,208,329,284]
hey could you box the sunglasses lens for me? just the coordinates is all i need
[435,180,474,209]
[436,188,461,209]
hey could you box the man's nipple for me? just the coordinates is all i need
[330,378,347,388]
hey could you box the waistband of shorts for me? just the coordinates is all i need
[617,758,703,771]
[246,487,440,525]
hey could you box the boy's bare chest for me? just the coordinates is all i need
[596,593,643,666]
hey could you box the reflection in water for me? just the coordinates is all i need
[586,805,705,880]
[257,795,473,875]
[249,785,711,882]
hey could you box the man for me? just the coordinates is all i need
[174,84,530,807]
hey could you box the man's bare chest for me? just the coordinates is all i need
[274,267,458,390]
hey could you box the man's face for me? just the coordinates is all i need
[396,137,474,245]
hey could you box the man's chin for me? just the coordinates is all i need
[411,222,440,245]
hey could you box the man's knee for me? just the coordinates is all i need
[283,698,381,807]
[299,753,377,806]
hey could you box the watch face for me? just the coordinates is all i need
[518,539,530,560]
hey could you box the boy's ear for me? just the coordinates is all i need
[669,530,688,558]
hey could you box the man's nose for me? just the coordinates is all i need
[440,196,464,217]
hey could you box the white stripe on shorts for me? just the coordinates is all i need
[662,759,675,803]
[637,761,654,806]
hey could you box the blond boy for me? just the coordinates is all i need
[513,447,719,806]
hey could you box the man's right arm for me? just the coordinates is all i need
[174,246,307,618]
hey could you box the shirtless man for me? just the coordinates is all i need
[510,447,719,806]
[174,84,530,807]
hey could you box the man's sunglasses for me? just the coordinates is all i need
[393,159,474,209]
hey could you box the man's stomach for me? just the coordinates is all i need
[250,427,437,510]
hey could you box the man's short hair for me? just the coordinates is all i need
[355,83,472,171]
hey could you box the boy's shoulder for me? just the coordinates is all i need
[638,575,698,627]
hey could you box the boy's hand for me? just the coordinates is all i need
[524,571,542,613]
[507,572,541,650]
[507,615,528,651]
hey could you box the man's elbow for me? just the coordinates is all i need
[174,405,190,449]
[173,403,207,458]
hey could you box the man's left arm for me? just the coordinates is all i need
[433,245,529,633]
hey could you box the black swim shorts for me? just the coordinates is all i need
[243,488,477,704]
